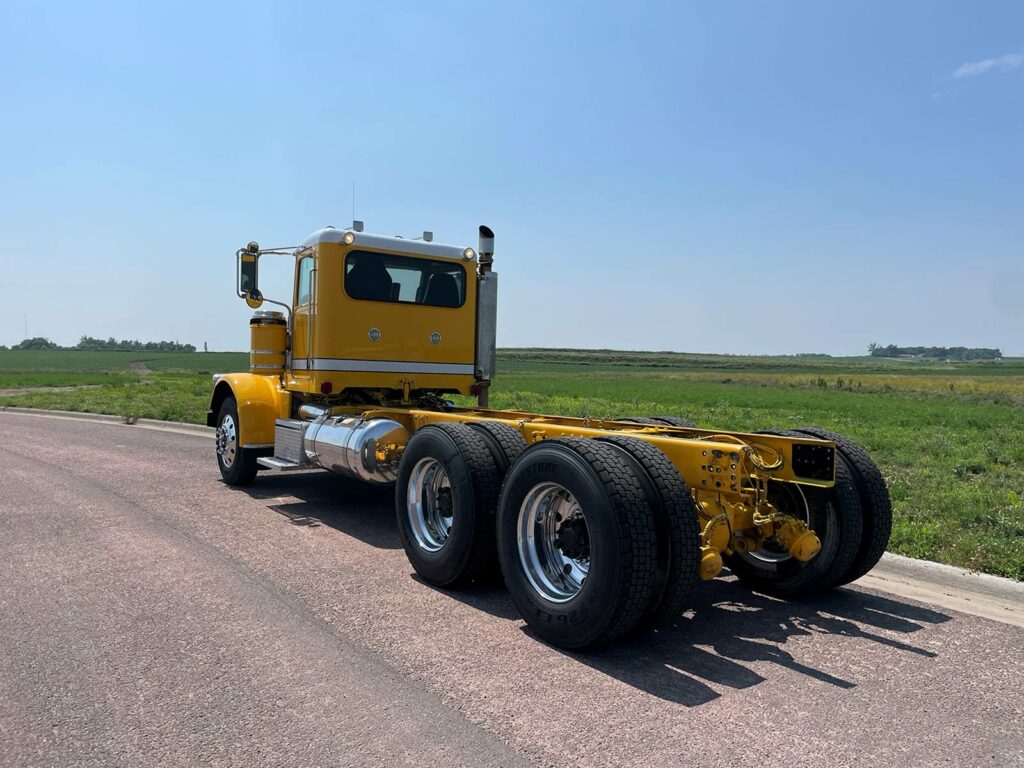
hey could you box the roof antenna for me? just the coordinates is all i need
[349,181,364,232]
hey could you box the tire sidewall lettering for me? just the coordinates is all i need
[497,443,618,642]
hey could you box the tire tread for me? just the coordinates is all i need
[597,435,701,627]
[468,421,528,478]
[216,398,258,486]
[795,427,893,584]
[548,438,658,646]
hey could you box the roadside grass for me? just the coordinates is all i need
[0,349,248,373]
[0,374,212,423]
[0,351,245,422]
[500,348,1024,376]
[1,348,1021,579]
[0,372,137,388]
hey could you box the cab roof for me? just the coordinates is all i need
[299,227,473,261]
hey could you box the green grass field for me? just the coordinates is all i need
[2,348,1022,579]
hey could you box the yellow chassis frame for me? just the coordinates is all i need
[353,405,831,578]
[210,375,833,579]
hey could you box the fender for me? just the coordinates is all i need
[208,373,291,448]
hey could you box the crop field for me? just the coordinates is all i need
[2,348,1022,580]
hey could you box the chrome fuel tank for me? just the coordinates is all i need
[303,416,409,485]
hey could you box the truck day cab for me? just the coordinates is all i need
[209,223,891,648]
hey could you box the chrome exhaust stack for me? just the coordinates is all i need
[475,225,497,407]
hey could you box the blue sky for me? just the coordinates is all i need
[1,1,1021,355]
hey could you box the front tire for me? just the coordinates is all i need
[497,438,658,649]
[215,396,258,486]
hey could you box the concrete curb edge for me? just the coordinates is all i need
[0,406,214,438]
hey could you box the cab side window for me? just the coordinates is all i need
[296,257,313,306]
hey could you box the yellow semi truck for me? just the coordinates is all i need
[210,223,891,649]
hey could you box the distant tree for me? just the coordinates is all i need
[73,336,195,352]
[13,337,60,350]
[870,344,1001,361]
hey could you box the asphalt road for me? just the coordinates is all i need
[1,412,1022,767]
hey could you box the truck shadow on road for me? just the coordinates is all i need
[239,473,952,708]
[240,473,401,550]
[427,576,952,708]
[549,579,951,706]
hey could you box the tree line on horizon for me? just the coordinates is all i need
[2,336,197,352]
[868,343,1001,361]
[0,336,1004,360]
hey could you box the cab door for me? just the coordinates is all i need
[291,254,314,375]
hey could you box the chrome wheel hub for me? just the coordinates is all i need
[216,414,237,468]
[407,457,453,552]
[517,482,591,603]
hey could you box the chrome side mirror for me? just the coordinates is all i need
[238,241,263,308]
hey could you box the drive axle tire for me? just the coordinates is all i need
[468,421,528,478]
[651,416,698,428]
[496,438,658,649]
[396,424,500,586]
[618,416,698,428]
[795,427,893,584]
[617,416,663,425]
[725,431,863,598]
[215,396,258,486]
[597,435,701,628]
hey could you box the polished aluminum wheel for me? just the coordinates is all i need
[407,457,453,552]
[516,482,591,603]
[743,484,811,564]
[216,413,238,469]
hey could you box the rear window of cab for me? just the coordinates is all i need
[344,250,466,308]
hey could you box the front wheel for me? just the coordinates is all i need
[215,396,258,486]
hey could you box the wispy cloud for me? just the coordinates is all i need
[953,53,1024,79]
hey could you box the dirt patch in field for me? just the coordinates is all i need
[129,361,152,374]
[0,385,103,397]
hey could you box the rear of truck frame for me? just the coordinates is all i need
[209,223,892,649]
